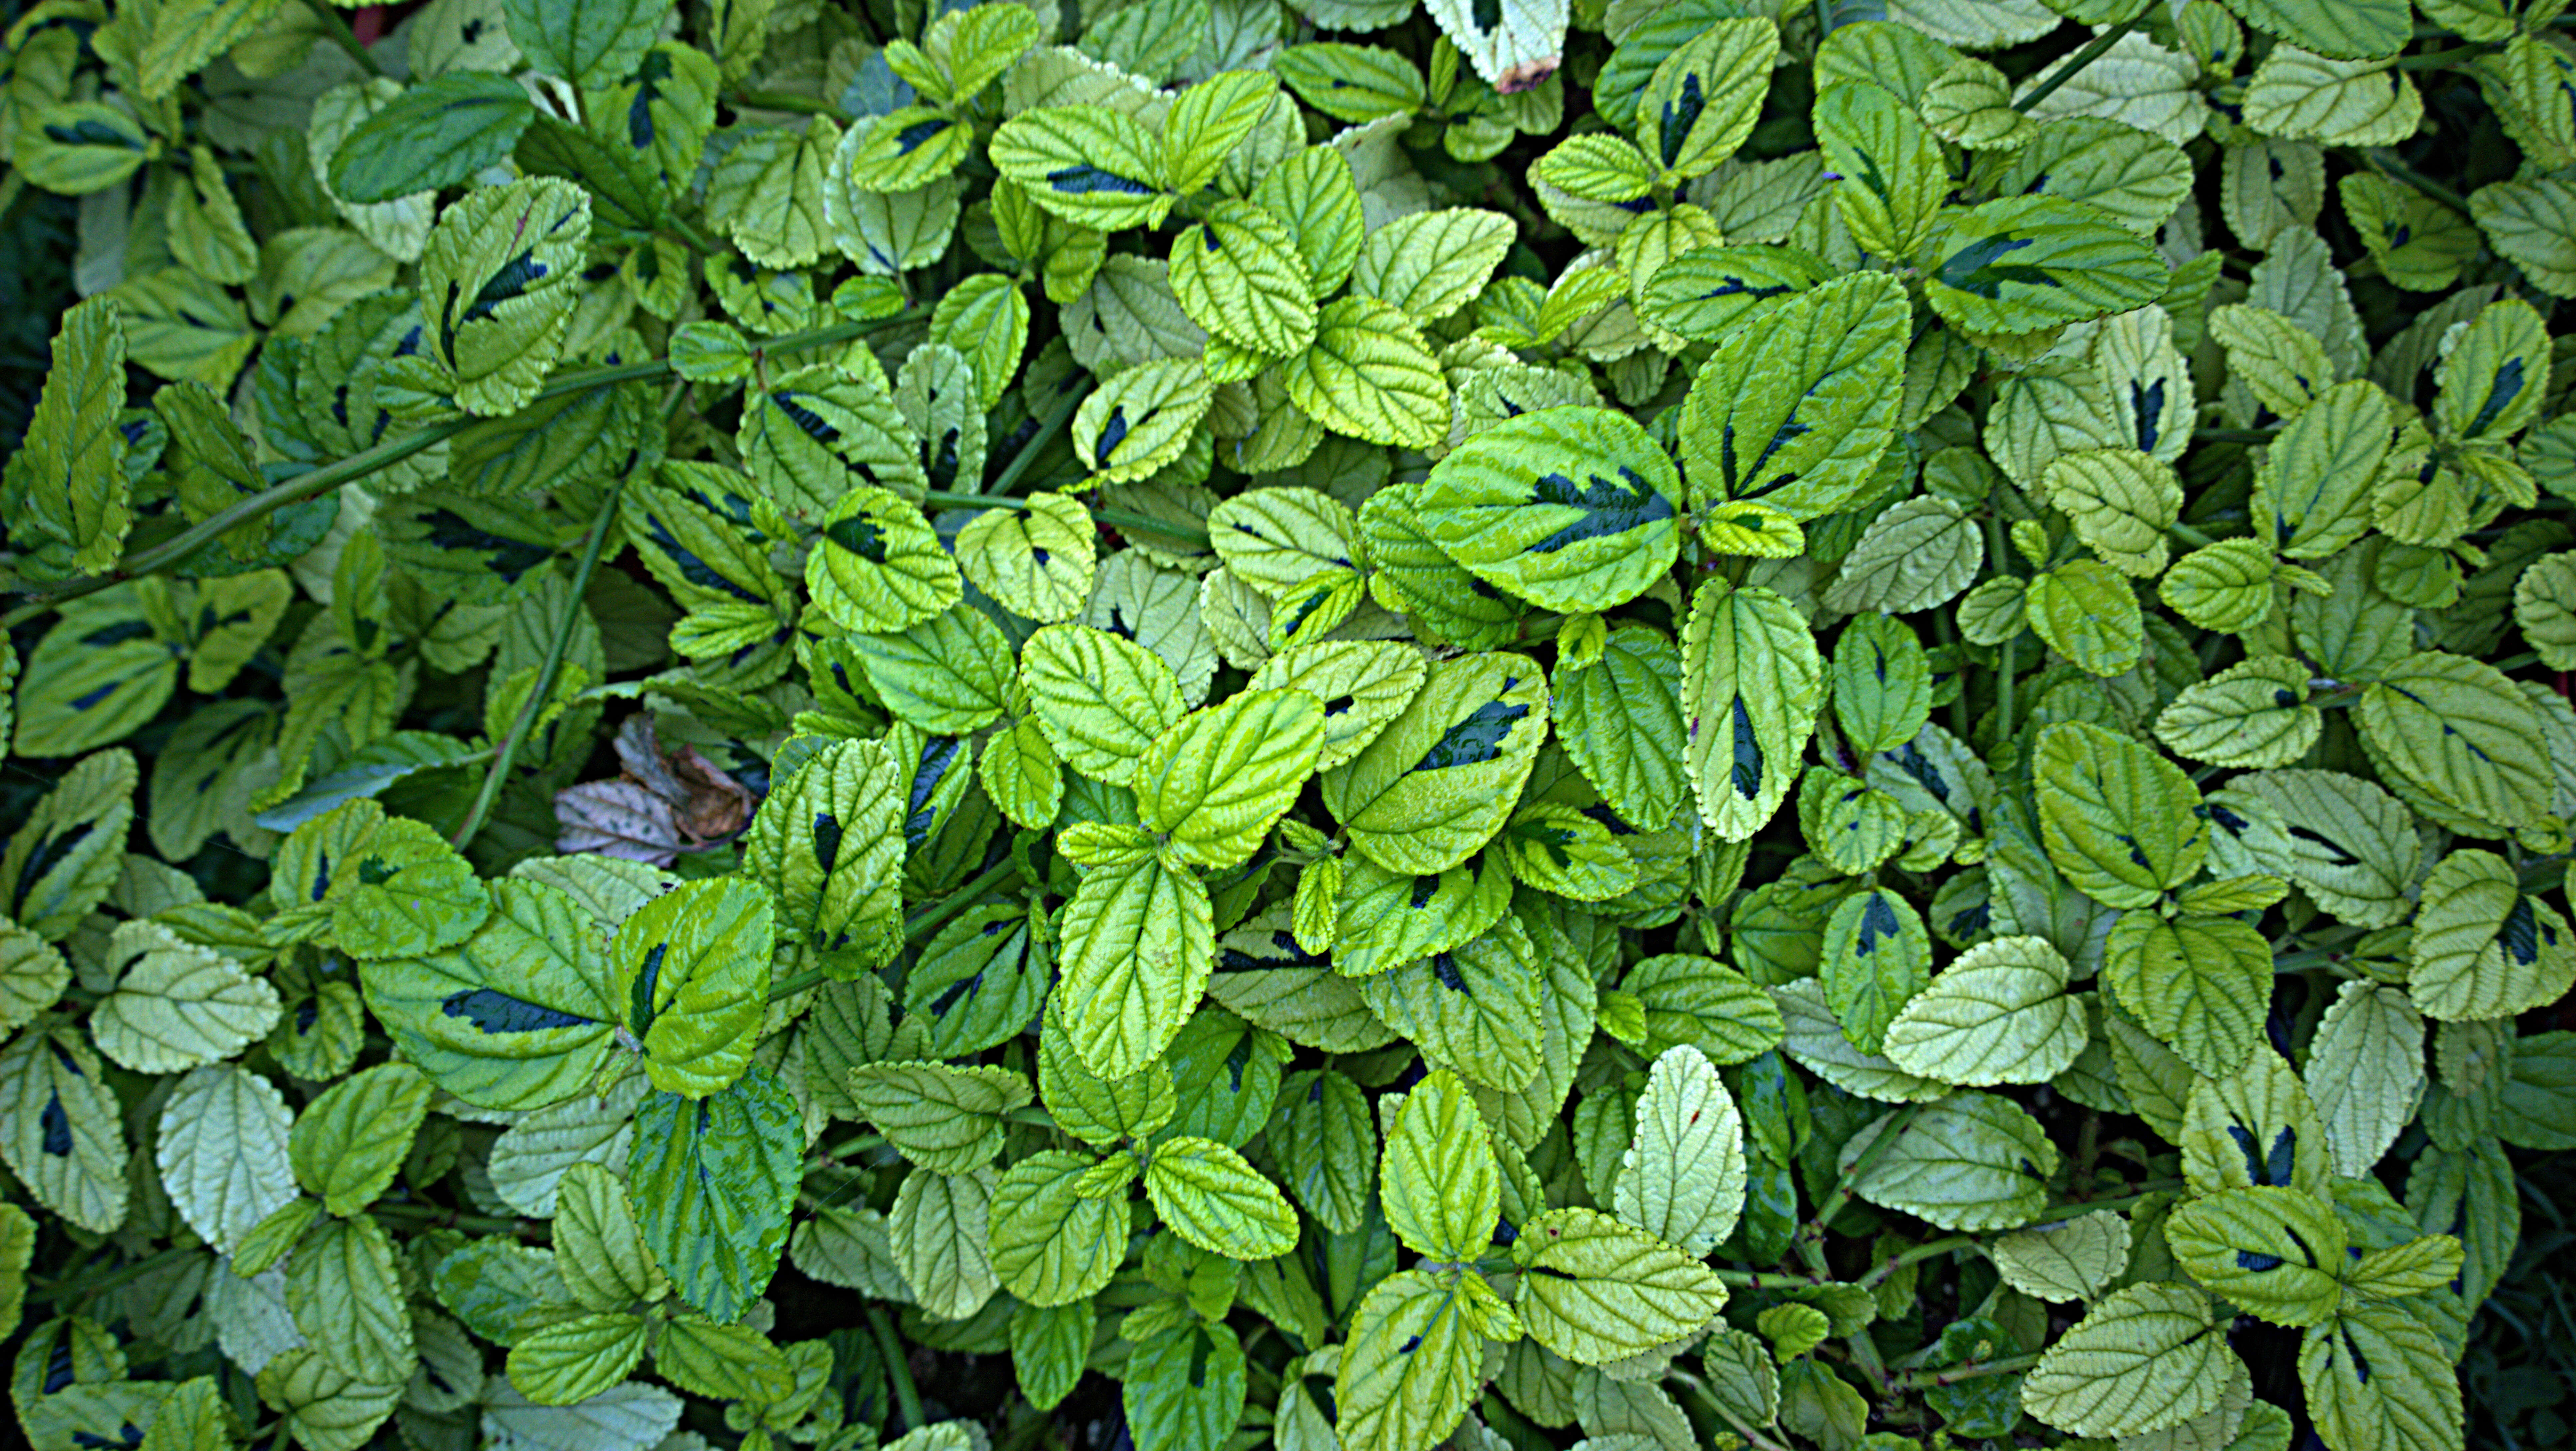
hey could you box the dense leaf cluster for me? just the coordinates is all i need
[0,0,2572,1450]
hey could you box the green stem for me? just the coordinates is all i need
[2168,521,2221,549]
[1883,1353,2043,1392]
[452,479,629,848]
[1801,1103,1926,1261]
[25,1246,196,1306]
[301,0,385,77]
[2014,19,2138,113]
[868,1304,924,1432]
[0,313,927,632]
[2392,42,2492,71]
[370,1201,539,1236]
[730,89,842,116]
[2366,150,2474,217]
[664,215,720,256]
[1711,1266,1830,1290]
[919,490,1212,549]
[988,386,1086,497]
[767,858,1026,1001]
[2192,428,2278,444]
[1859,1233,1981,1288]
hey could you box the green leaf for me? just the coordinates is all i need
[2167,1185,2346,1327]
[1883,935,2086,1087]
[1511,1206,1729,1364]
[2357,652,2554,831]
[2409,849,2576,1023]
[91,921,282,1074]
[1161,69,1278,193]
[893,1165,1000,1319]
[506,0,666,90]
[1277,43,1426,123]
[805,485,966,633]
[2154,657,2321,769]
[1355,208,1516,326]
[1138,688,1326,870]
[2026,557,2146,676]
[1681,580,1823,842]
[1022,622,1189,788]
[1841,1091,2059,1231]
[1172,201,1316,358]
[1145,1135,1299,1260]
[2306,981,2426,1178]
[1286,296,1449,450]
[1919,195,2170,337]
[0,1025,127,1233]
[652,1316,793,1403]
[844,1061,1032,1174]
[416,176,590,416]
[359,879,618,1112]
[612,879,771,1099]
[1419,405,1682,615]
[629,1066,800,1322]
[2034,721,2206,910]
[2225,0,2408,61]
[1381,1068,1499,1262]
[852,606,1017,736]
[1989,1209,2130,1302]
[556,1161,669,1310]
[1059,853,1214,1078]
[155,1064,297,1258]
[329,75,537,204]
[990,107,1172,232]
[2020,1282,2234,1437]
[1681,272,1909,521]
[1821,887,1930,1055]
[289,1062,432,1217]
[1813,82,1949,260]
[507,1312,653,1405]
[1636,19,1776,181]
[1335,1270,1486,1451]
[2300,1299,2465,1451]
[3,296,129,572]
[742,736,905,970]
[1129,1323,1249,1451]
[1614,1045,1744,1257]
[2104,911,2272,1078]
[1321,652,1551,874]
[286,1215,416,1386]
[990,1149,1129,1306]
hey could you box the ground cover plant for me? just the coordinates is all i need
[0,0,2574,1448]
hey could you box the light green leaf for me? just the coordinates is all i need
[1286,296,1449,450]
[2167,1185,2346,1327]
[1059,853,1214,1078]
[1918,195,2169,337]
[1145,1135,1299,1261]
[1322,652,1551,874]
[3,296,129,572]
[1813,81,1949,260]
[287,1215,416,1386]
[1335,1270,1486,1451]
[505,0,662,88]
[1138,688,1325,871]
[805,486,965,633]
[1681,580,1823,842]
[91,921,282,1074]
[1380,1067,1499,1262]
[1989,1209,2130,1302]
[1077,358,1214,483]
[1637,19,1775,181]
[555,1161,668,1310]
[2021,1282,2233,1438]
[2409,849,2576,1022]
[2154,657,2320,769]
[1022,622,1189,788]
[1883,935,2085,1087]
[1821,888,1930,1056]
[2034,721,2206,909]
[0,1025,125,1233]
[506,1312,652,1406]
[2230,770,2420,928]
[2105,911,2272,1079]
[1511,1206,1729,1365]
[359,879,617,1112]
[741,736,904,970]
[1355,208,1516,325]
[1775,977,1950,1104]
[1613,1045,1744,1257]
[1419,405,1682,615]
[1681,271,1908,521]
[2026,557,2145,676]
[2357,652,2554,831]
[417,177,590,416]
[156,1064,297,1258]
[989,1149,1129,1306]
[844,1061,1032,1175]
[2299,1298,2465,1451]
[1839,1091,2059,1231]
[2306,981,2426,1178]
[2244,47,2423,147]
[289,1062,432,1218]
[990,106,1172,231]
[612,879,770,1099]
[329,74,536,204]
[892,1165,1000,1320]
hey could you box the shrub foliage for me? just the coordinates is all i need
[0,1,2572,1450]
